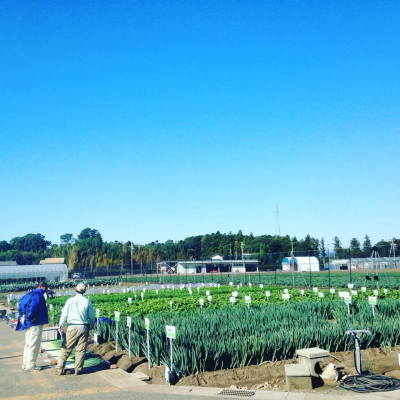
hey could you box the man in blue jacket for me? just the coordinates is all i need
[17,281,49,371]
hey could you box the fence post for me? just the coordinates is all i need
[349,248,352,283]
[328,265,331,289]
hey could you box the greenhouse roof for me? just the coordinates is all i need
[0,261,18,266]
[0,263,69,282]
[331,257,400,263]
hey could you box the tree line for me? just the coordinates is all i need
[0,228,397,270]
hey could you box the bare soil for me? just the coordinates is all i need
[87,341,400,393]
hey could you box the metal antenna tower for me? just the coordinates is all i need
[130,241,134,276]
[275,203,281,236]
[389,238,396,268]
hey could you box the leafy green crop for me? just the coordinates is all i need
[45,284,400,378]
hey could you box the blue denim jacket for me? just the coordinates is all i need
[17,289,49,330]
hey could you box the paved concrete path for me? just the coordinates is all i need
[1,316,399,400]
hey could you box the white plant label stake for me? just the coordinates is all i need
[145,317,151,369]
[245,295,251,309]
[128,297,132,305]
[369,296,377,317]
[95,308,100,343]
[166,325,176,382]
[282,293,290,301]
[127,316,132,357]
[199,298,204,312]
[344,296,352,315]
[115,311,120,351]
[266,291,270,300]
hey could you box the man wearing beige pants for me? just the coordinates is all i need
[17,281,49,371]
[55,283,95,375]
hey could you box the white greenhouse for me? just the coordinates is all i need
[282,256,320,272]
[0,261,68,282]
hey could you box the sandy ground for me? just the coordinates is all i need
[88,341,400,393]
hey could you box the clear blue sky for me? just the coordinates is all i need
[1,1,399,248]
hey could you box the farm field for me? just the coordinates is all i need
[46,283,400,378]
[109,270,400,289]
[3,269,400,293]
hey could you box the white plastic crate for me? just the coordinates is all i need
[42,327,59,341]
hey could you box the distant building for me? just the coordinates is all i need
[282,256,320,272]
[39,257,65,265]
[157,254,259,274]
[0,258,68,282]
[329,257,400,270]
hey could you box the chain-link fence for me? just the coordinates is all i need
[1,247,400,288]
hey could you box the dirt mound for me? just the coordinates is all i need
[177,360,292,390]
[88,341,115,356]
[117,355,147,372]
[89,342,400,392]
[175,347,400,392]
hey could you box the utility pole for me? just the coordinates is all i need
[275,203,281,236]
[130,241,134,276]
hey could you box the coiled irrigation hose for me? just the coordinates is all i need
[339,374,400,393]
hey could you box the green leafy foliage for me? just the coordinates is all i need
[45,284,400,377]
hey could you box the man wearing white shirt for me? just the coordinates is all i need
[55,283,95,376]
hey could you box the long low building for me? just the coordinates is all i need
[157,256,259,274]
[329,257,400,270]
[0,260,69,282]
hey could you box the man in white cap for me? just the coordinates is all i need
[55,283,95,375]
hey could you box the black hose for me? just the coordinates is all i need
[339,374,400,393]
